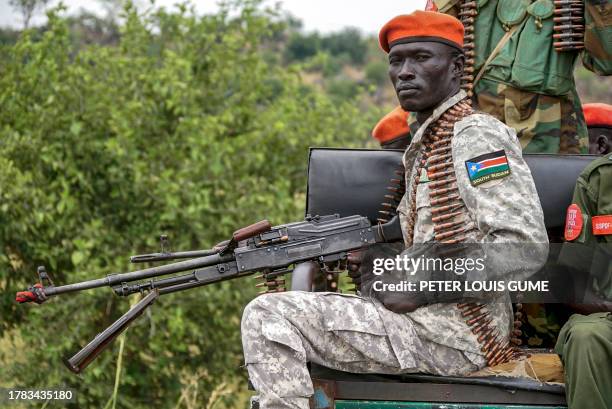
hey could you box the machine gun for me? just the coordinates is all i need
[16,214,402,374]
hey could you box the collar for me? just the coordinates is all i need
[410,90,467,146]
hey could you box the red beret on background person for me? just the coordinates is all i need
[583,103,612,127]
[583,103,612,155]
[372,106,412,150]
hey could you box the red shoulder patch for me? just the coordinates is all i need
[592,215,612,236]
[564,204,583,241]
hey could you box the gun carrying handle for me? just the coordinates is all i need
[233,220,272,242]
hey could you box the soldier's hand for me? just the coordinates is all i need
[212,240,229,252]
[380,291,422,314]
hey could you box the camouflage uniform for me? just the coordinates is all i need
[241,91,548,409]
[403,85,588,154]
[554,155,612,409]
[474,82,587,154]
[431,0,612,154]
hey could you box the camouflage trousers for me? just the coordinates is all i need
[241,291,481,409]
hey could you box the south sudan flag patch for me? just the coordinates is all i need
[465,150,511,186]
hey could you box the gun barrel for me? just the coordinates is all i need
[64,289,159,374]
[43,277,110,297]
[44,253,234,297]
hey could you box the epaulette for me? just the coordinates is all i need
[579,154,612,180]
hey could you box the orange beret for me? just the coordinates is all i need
[583,103,612,127]
[379,11,464,53]
[372,106,410,143]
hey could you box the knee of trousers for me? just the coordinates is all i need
[241,295,307,364]
[241,292,311,333]
[241,296,265,333]
[566,321,609,350]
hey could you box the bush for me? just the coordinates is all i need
[285,31,320,61]
[0,1,382,407]
[320,27,367,65]
[365,60,388,86]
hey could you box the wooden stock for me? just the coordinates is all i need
[233,220,272,242]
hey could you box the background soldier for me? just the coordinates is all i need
[372,105,411,150]
[583,102,612,154]
[241,11,548,408]
[428,0,612,153]
[555,153,612,409]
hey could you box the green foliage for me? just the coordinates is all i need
[285,27,368,67]
[286,31,321,61]
[365,60,389,86]
[328,78,362,101]
[319,27,367,65]
[303,52,342,78]
[0,1,382,407]
[0,27,21,45]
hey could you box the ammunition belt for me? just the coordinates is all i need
[404,98,474,245]
[378,165,407,224]
[553,0,585,52]
[403,97,524,367]
[458,302,524,366]
[254,267,289,294]
[457,0,532,362]
[459,0,478,98]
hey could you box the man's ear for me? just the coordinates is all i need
[451,53,465,80]
[597,135,610,155]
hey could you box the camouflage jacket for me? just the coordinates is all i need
[430,0,612,154]
[560,154,612,300]
[377,91,549,366]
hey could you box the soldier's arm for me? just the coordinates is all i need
[365,116,550,310]
[581,0,612,75]
[453,115,548,243]
[452,115,549,279]
[560,158,612,306]
[567,300,612,315]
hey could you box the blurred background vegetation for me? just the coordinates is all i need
[0,1,609,408]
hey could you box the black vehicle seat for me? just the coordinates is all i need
[306,148,598,232]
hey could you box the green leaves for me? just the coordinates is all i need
[69,121,82,136]
[70,250,85,266]
[0,1,385,407]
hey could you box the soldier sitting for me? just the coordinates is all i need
[555,152,612,409]
[240,11,548,409]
